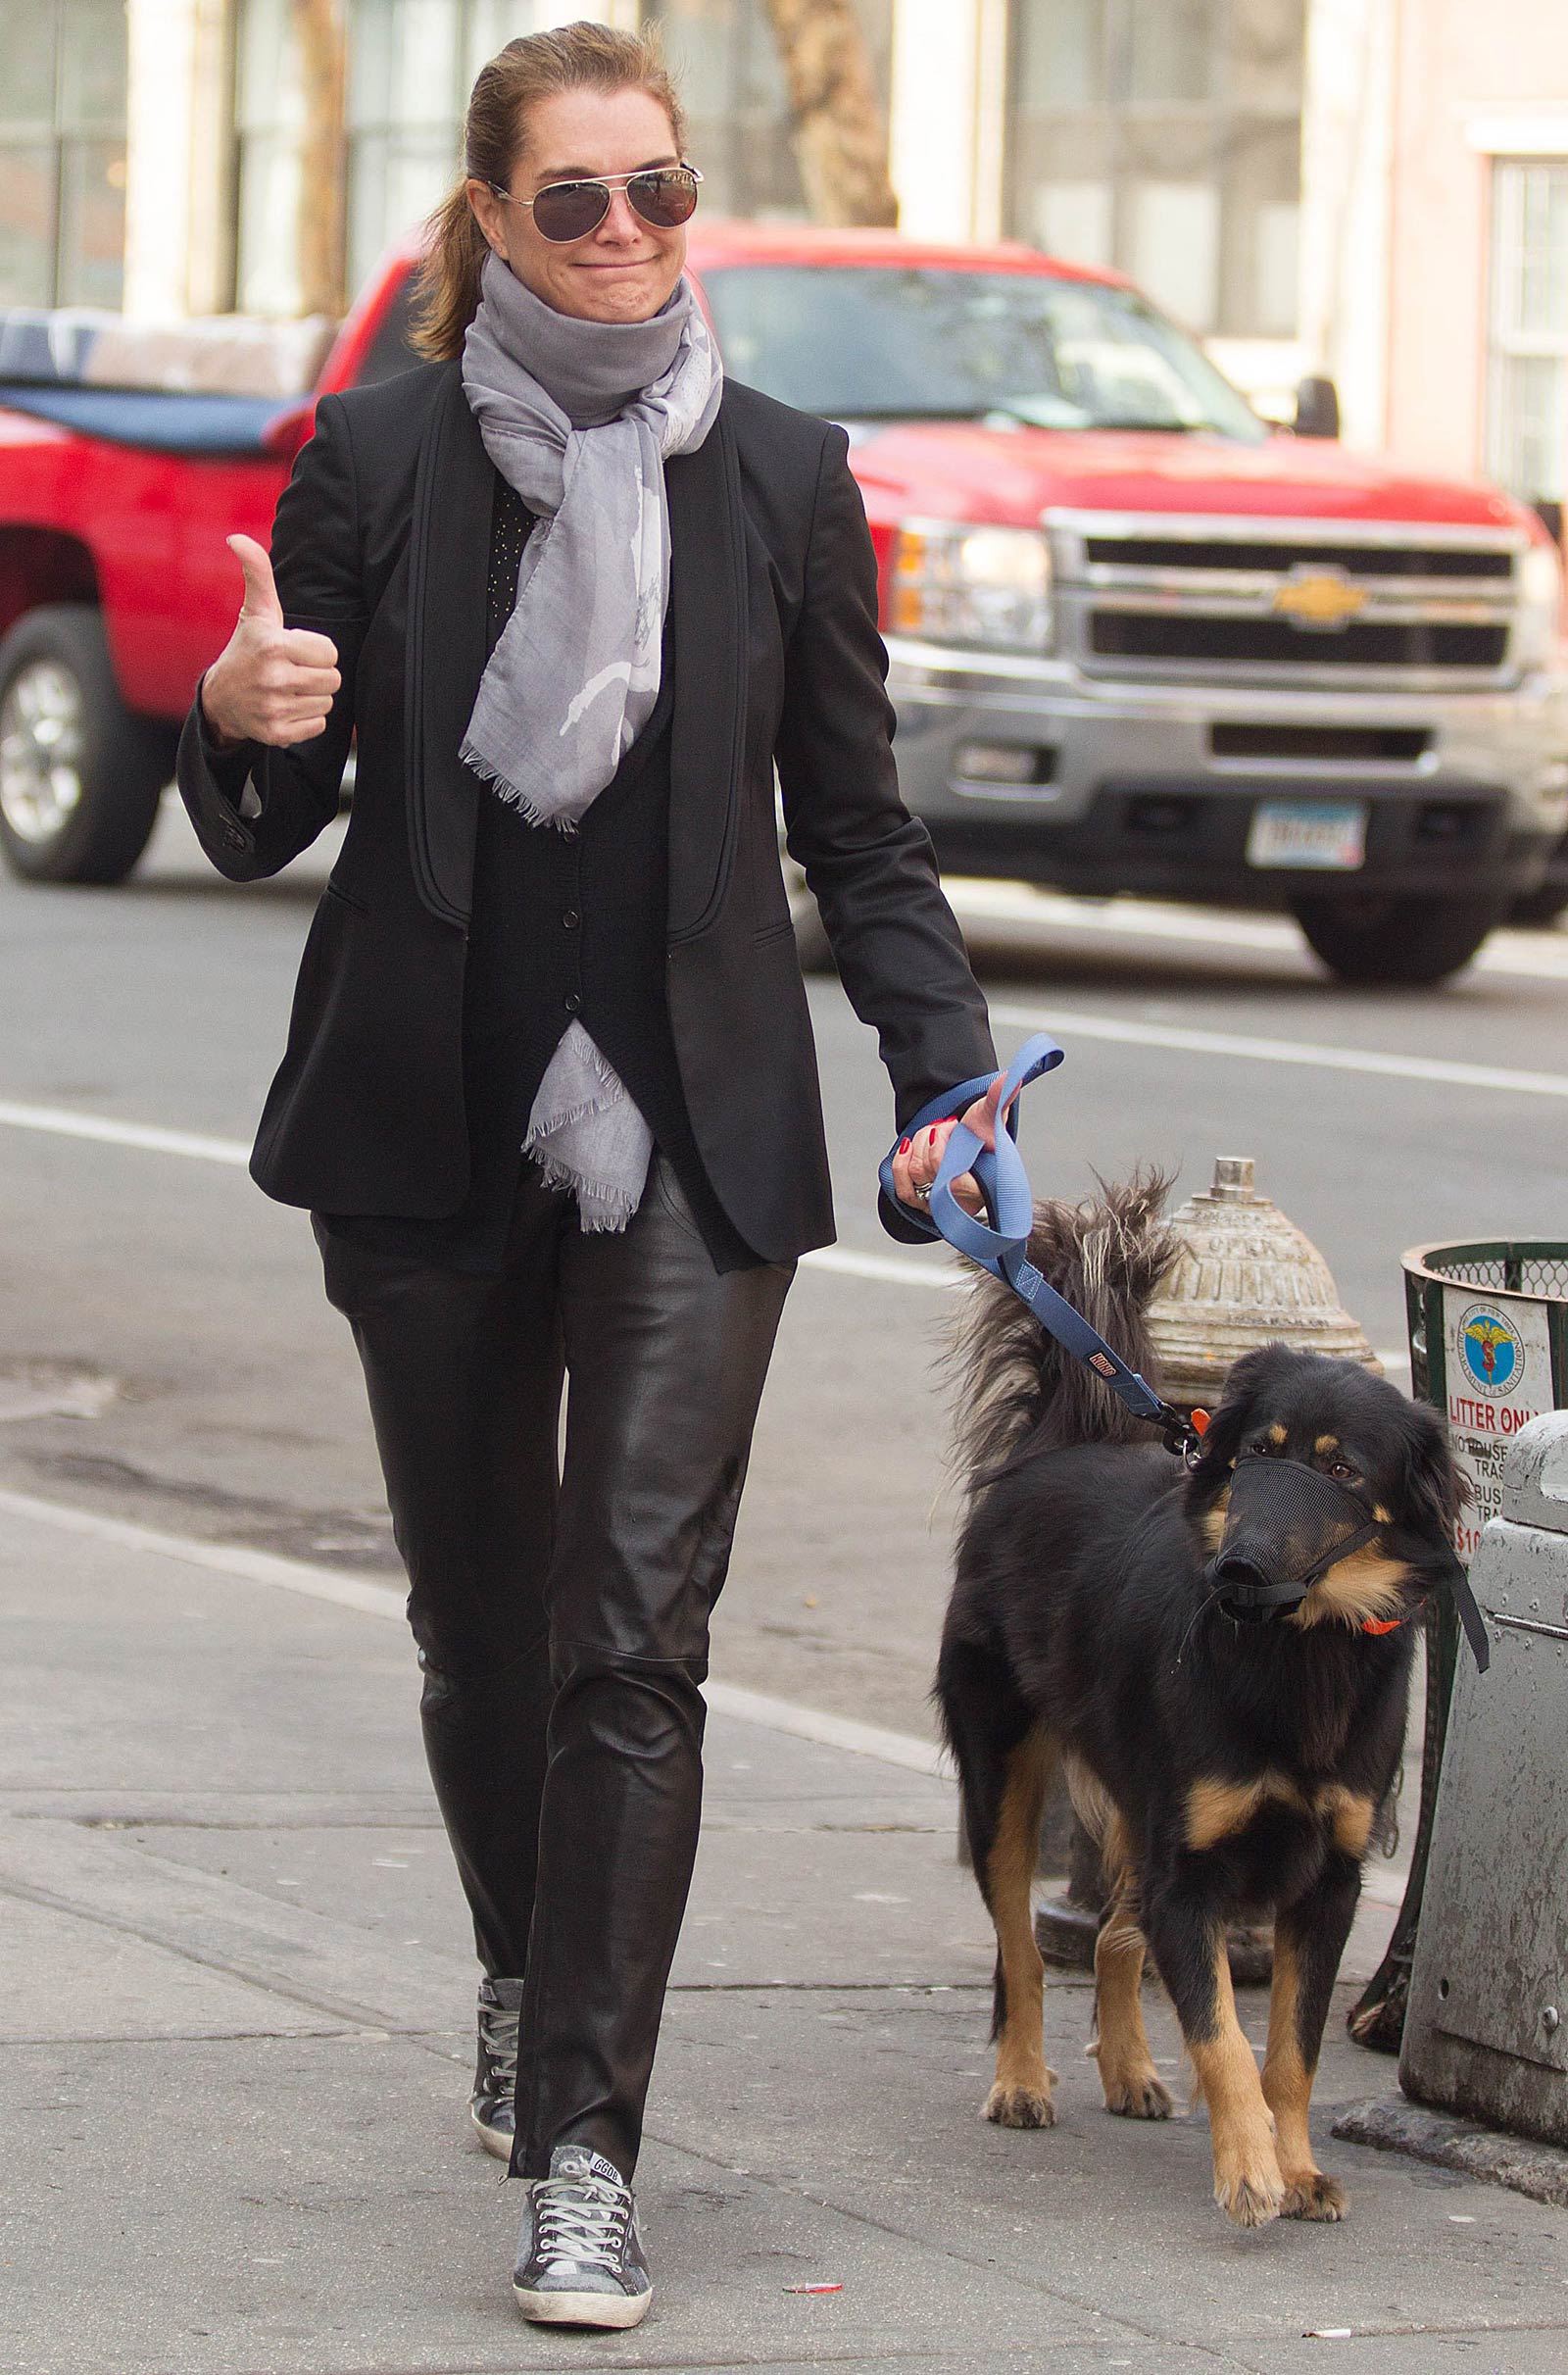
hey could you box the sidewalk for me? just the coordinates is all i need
[1,1489,1563,2375]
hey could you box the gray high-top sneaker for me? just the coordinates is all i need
[512,2143,653,2329]
[469,1975,522,2159]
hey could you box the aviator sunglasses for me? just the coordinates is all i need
[487,164,703,244]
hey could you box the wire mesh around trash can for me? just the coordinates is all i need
[1418,1245,1568,1299]
[1349,1239,1568,2052]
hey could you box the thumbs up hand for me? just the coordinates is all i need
[198,534,341,751]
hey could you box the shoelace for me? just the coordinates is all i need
[533,2168,632,2272]
[478,1998,518,2099]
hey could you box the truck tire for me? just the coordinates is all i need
[1510,883,1568,927]
[1509,841,1568,928]
[1292,892,1503,987]
[0,606,174,885]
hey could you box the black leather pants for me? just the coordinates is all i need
[314,1154,793,2180]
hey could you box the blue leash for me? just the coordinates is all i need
[878,1032,1200,1460]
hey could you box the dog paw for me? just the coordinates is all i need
[1282,2170,1348,2222]
[1214,2156,1286,2229]
[1101,2065,1174,2120]
[983,2078,1056,2129]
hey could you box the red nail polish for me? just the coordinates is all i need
[899,1138,910,1154]
[927,1126,938,1145]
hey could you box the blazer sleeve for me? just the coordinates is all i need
[175,393,368,881]
[774,423,997,1241]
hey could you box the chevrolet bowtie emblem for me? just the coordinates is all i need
[1273,566,1368,629]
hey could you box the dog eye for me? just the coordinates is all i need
[1329,1459,1359,1482]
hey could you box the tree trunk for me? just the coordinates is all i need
[760,0,898,227]
[291,0,347,318]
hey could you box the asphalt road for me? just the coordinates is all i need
[2,795,1563,1738]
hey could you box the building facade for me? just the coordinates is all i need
[2,0,1563,514]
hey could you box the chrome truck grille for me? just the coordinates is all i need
[1048,512,1526,690]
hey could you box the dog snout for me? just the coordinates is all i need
[1208,1550,1294,1622]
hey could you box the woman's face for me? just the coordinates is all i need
[468,86,689,325]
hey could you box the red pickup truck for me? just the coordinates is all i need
[3,223,1565,982]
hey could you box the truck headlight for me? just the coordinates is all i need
[890,521,1053,654]
[1515,540,1565,670]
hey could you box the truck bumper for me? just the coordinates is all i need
[886,639,1568,907]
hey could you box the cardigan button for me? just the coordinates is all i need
[564,990,582,1014]
[562,907,580,930]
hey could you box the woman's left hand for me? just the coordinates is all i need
[891,1072,1014,1219]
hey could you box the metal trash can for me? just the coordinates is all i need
[1400,1411,1568,2143]
[1349,1241,1568,2051]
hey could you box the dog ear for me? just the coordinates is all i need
[1400,1399,1472,1537]
[1188,1344,1277,1489]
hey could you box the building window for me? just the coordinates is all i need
[1486,160,1568,507]
[0,0,127,308]
[346,0,521,296]
[232,0,896,317]
[646,0,891,223]
[1005,0,1302,339]
[236,0,514,315]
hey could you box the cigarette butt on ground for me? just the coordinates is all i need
[784,2281,843,2295]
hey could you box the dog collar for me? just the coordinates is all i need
[1361,1615,1405,1637]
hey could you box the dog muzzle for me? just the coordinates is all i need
[1203,1457,1380,1625]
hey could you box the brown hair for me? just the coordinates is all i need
[411,21,688,362]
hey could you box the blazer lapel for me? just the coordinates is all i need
[665,406,748,943]
[404,365,494,927]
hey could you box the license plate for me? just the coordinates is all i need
[1247,799,1368,870]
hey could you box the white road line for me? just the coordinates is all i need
[0,1484,949,1780]
[0,1485,405,1619]
[801,1244,964,1293]
[0,1100,958,1298]
[694,1680,946,1778]
[0,1100,250,1164]
[0,1101,1494,1336]
[950,884,1568,983]
[7,966,1564,1212]
[990,1003,1568,1101]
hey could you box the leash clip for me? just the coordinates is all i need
[1160,1406,1210,1469]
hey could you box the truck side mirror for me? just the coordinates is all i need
[1294,374,1341,440]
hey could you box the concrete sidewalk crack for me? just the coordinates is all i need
[0,1865,433,2034]
[638,2122,1250,2365]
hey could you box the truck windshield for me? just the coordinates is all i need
[699,265,1267,443]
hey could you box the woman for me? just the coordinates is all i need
[180,20,999,2332]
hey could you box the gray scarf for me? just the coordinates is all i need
[460,255,723,1231]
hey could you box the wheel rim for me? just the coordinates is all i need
[0,660,85,844]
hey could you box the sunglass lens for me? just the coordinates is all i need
[532,180,612,241]
[629,170,699,229]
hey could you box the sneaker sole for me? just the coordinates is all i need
[512,2281,652,2330]
[469,2105,513,2161]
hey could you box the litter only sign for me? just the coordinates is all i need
[1442,1288,1555,1559]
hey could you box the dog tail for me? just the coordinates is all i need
[949,1167,1180,1486]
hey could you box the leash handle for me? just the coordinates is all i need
[879,1034,1190,1445]
[876,1034,1058,1252]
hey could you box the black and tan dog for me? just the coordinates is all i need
[936,1176,1466,2228]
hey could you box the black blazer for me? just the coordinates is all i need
[176,358,995,1264]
